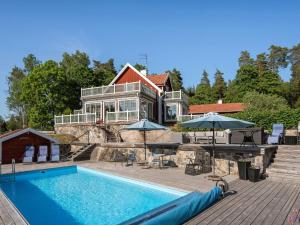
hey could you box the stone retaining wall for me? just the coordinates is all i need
[55,124,106,143]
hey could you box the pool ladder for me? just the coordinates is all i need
[0,159,16,183]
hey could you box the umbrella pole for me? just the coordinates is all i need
[144,130,147,161]
[212,122,215,176]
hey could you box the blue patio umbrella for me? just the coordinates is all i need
[124,119,167,160]
[182,112,254,176]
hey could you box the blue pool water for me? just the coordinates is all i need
[0,166,186,225]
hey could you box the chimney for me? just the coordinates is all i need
[140,69,147,76]
[217,99,223,104]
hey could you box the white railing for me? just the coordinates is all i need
[164,90,188,103]
[74,109,83,114]
[177,114,203,122]
[81,81,156,99]
[141,83,157,99]
[54,113,96,125]
[106,110,139,123]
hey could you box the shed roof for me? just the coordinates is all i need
[0,128,59,143]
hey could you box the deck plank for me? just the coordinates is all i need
[0,191,27,225]
[184,180,252,225]
[184,180,255,225]
[273,184,300,225]
[185,180,300,225]
[208,181,278,225]
[236,183,284,225]
[190,180,267,225]
[260,184,295,225]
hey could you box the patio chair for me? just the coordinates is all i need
[50,145,60,162]
[267,123,284,145]
[185,155,203,176]
[126,150,137,166]
[37,145,48,162]
[23,145,35,163]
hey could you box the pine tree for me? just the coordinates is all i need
[192,70,212,104]
[238,51,254,67]
[167,68,184,91]
[288,44,300,106]
[212,69,227,101]
[268,45,288,73]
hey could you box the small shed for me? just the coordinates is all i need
[0,128,59,164]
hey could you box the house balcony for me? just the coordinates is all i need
[177,114,203,123]
[81,81,156,100]
[164,90,189,104]
[106,110,139,123]
[54,113,96,125]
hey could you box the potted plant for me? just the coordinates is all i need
[237,159,251,180]
[248,166,260,182]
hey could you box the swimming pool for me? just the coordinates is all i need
[0,166,187,225]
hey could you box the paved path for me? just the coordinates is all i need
[185,179,300,225]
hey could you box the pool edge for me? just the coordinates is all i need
[78,166,189,196]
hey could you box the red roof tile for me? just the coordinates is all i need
[189,103,246,114]
[147,73,168,86]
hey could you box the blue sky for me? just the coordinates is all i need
[0,0,300,117]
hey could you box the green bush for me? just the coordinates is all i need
[231,108,300,131]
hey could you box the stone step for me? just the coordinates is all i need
[278,145,300,149]
[270,162,300,170]
[267,173,300,183]
[267,167,300,176]
[275,153,300,159]
[274,157,300,163]
[277,149,300,153]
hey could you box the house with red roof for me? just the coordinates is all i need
[55,63,188,125]
[54,63,245,126]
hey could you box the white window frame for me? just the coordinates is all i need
[165,103,178,122]
[118,98,138,112]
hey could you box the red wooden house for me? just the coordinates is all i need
[55,63,188,125]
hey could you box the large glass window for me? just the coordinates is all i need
[166,104,177,121]
[85,103,102,120]
[119,99,137,111]
[147,102,153,119]
[104,101,115,112]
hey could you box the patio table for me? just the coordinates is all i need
[238,129,259,147]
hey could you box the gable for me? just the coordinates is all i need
[110,63,162,94]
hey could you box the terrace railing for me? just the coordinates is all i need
[54,113,96,125]
[164,90,189,103]
[106,110,139,123]
[177,114,203,123]
[81,81,156,99]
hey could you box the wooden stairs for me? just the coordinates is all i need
[267,145,300,183]
[66,144,96,161]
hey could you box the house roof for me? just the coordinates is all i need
[109,63,163,93]
[147,73,169,86]
[0,128,59,143]
[189,103,246,114]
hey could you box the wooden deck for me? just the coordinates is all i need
[0,191,27,225]
[185,179,300,225]
[1,162,299,225]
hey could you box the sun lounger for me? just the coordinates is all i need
[51,145,60,162]
[23,145,35,163]
[267,123,284,144]
[37,145,48,162]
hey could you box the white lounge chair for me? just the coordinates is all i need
[23,146,35,163]
[50,145,60,162]
[37,145,48,162]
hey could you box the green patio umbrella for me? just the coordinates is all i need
[124,119,167,160]
[182,112,254,177]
